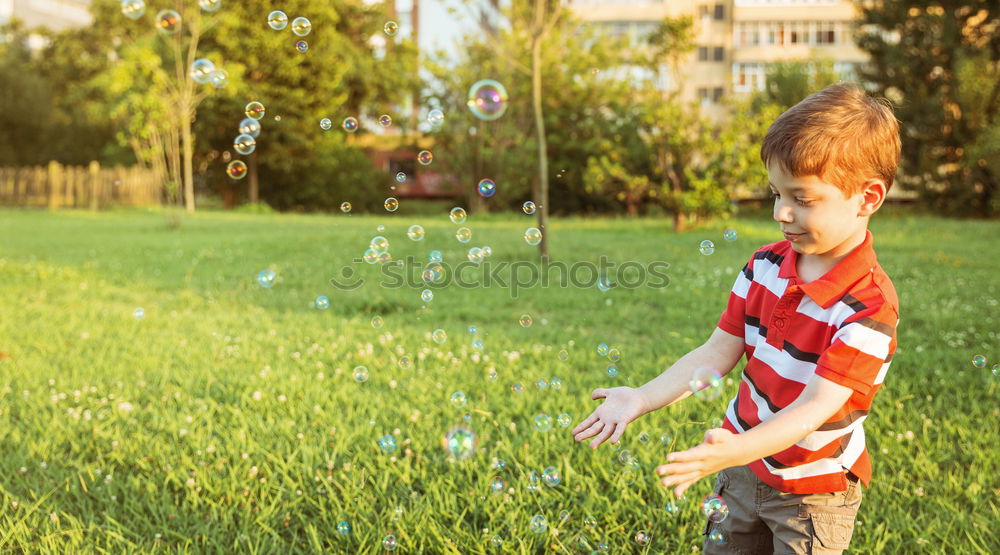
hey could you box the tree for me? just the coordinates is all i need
[0,21,55,166]
[856,1,1000,217]
[755,58,840,110]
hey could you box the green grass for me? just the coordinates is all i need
[0,206,997,553]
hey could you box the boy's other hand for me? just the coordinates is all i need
[572,387,649,449]
[656,427,742,498]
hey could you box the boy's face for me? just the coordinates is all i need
[766,163,883,261]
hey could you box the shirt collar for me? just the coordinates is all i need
[777,229,878,309]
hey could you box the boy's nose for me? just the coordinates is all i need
[774,204,793,223]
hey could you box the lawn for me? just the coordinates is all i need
[0,206,997,553]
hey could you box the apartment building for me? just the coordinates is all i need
[568,0,867,113]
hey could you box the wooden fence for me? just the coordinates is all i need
[0,162,164,210]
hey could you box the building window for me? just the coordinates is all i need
[789,21,804,44]
[713,87,724,102]
[699,5,709,18]
[713,47,724,61]
[733,62,766,93]
[698,87,711,107]
[714,3,725,20]
[698,47,709,61]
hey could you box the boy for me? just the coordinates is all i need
[572,82,900,554]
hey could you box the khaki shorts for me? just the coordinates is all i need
[702,465,862,554]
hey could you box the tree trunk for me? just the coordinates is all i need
[249,151,259,204]
[530,0,550,260]
[182,109,195,213]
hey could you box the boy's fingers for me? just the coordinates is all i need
[657,461,700,476]
[574,421,603,442]
[674,479,699,499]
[571,413,598,435]
[591,388,608,400]
[608,422,626,445]
[589,423,615,449]
[660,470,701,488]
[667,444,707,463]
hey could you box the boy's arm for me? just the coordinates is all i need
[656,374,853,497]
[572,327,745,449]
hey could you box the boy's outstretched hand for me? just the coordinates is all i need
[656,427,745,498]
[572,387,650,449]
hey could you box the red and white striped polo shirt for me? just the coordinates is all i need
[716,229,899,494]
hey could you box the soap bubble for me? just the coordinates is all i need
[444,426,476,459]
[597,343,609,356]
[155,9,181,35]
[557,413,571,427]
[363,249,378,264]
[417,150,434,165]
[529,514,547,534]
[724,228,738,241]
[449,207,467,224]
[477,179,496,198]
[238,118,261,138]
[315,296,330,309]
[702,494,729,522]
[407,225,425,241]
[384,197,399,212]
[293,39,308,53]
[519,314,533,328]
[700,239,716,256]
[708,529,727,546]
[382,534,397,551]
[121,0,145,20]
[209,69,228,89]
[133,307,145,320]
[467,79,509,121]
[189,58,215,84]
[558,350,568,361]
[972,355,987,368]
[638,431,650,443]
[226,160,248,180]
[198,0,221,13]
[340,202,351,213]
[993,364,1000,377]
[291,16,311,36]
[423,263,444,283]
[608,348,621,362]
[542,466,560,487]
[234,134,256,155]
[659,432,671,445]
[371,316,384,329]
[665,499,679,516]
[690,367,723,400]
[420,289,434,303]
[267,10,288,30]
[336,521,350,535]
[534,413,552,432]
[584,515,597,527]
[510,382,523,393]
[634,531,651,546]
[370,236,389,254]
[524,227,542,246]
[535,378,548,391]
[450,391,467,408]
[427,109,445,124]
[550,377,562,390]
[606,365,618,378]
[467,247,483,263]
[456,227,472,243]
[489,476,506,495]
[353,366,369,383]
[383,21,398,36]
[378,114,392,127]
[319,118,332,130]
[520,201,536,215]
[245,101,266,120]
[395,172,406,183]
[597,277,612,292]
[431,329,447,345]
[342,117,359,132]
[490,535,503,547]
[256,269,276,288]
[379,434,397,453]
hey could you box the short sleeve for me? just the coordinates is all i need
[814,302,897,396]
[716,255,754,338]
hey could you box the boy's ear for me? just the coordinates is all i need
[858,179,887,216]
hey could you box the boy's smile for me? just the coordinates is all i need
[766,163,886,277]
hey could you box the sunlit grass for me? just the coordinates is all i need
[0,207,997,552]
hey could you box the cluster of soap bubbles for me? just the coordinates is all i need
[226,101,268,180]
[972,354,999,377]
[189,58,230,89]
[443,426,476,460]
[700,229,739,255]
[267,11,311,52]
